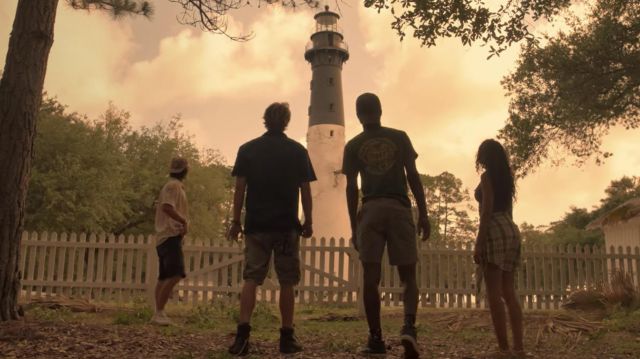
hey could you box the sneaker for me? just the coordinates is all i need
[359,334,386,357]
[228,324,251,356]
[150,311,172,326]
[400,325,420,359]
[279,327,303,354]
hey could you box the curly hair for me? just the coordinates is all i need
[263,102,291,132]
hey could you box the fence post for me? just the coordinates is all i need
[145,235,158,308]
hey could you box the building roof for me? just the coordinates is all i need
[586,197,640,230]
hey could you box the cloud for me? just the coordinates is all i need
[121,8,311,111]
[36,5,313,117]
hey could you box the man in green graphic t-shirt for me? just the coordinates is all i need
[343,93,431,359]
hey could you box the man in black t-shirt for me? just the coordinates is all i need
[227,102,316,356]
[343,93,430,359]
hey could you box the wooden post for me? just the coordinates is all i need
[145,235,158,308]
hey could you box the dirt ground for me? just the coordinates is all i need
[0,303,639,359]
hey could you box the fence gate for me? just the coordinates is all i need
[173,237,360,306]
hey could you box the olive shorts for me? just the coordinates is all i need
[243,230,301,286]
[357,198,418,266]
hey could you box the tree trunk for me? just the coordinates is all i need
[0,0,58,321]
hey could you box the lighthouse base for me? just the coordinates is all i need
[306,124,350,240]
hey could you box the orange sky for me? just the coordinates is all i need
[1,1,639,226]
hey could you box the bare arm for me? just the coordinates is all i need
[406,160,430,240]
[406,161,427,218]
[162,203,188,234]
[476,172,494,245]
[300,182,313,238]
[161,204,187,224]
[228,177,246,240]
[346,173,359,243]
[474,172,494,263]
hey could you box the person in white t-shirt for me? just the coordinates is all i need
[151,157,189,325]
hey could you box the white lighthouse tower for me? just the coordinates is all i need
[304,6,350,240]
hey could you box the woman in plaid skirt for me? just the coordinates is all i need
[473,139,526,358]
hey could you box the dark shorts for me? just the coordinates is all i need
[156,235,186,281]
[243,230,300,286]
[357,198,418,266]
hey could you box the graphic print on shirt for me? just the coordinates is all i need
[358,137,398,175]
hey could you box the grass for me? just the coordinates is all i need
[15,300,640,359]
[28,306,74,321]
[604,307,640,333]
[112,297,153,325]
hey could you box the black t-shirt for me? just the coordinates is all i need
[342,126,418,207]
[232,131,317,234]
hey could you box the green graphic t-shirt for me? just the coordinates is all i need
[342,126,418,207]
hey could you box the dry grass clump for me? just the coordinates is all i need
[563,270,639,311]
[562,289,606,311]
[602,270,638,308]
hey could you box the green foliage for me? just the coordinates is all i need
[26,97,233,239]
[500,0,639,175]
[364,0,571,56]
[521,176,640,247]
[415,172,477,243]
[67,0,153,18]
[592,176,640,219]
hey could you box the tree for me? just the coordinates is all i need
[518,176,640,247]
[0,0,60,322]
[363,0,571,57]
[26,98,234,239]
[593,176,640,218]
[0,0,309,321]
[26,99,132,233]
[416,172,477,244]
[499,0,639,175]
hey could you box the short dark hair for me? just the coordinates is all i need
[356,93,382,118]
[263,102,291,132]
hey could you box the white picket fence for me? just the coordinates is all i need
[18,232,640,310]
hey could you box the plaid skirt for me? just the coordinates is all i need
[486,212,521,271]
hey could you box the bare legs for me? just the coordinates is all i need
[484,264,524,352]
[362,262,419,331]
[502,270,524,351]
[154,276,182,312]
[398,264,418,320]
[279,285,295,328]
[239,280,259,324]
[238,280,295,328]
[362,262,382,332]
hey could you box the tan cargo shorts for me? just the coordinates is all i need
[357,198,417,266]
[243,230,300,286]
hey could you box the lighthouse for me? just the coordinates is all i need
[304,6,350,240]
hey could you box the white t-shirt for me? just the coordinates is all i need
[154,178,189,246]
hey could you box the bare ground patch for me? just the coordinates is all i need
[0,304,638,359]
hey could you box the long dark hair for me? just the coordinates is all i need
[476,139,516,201]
